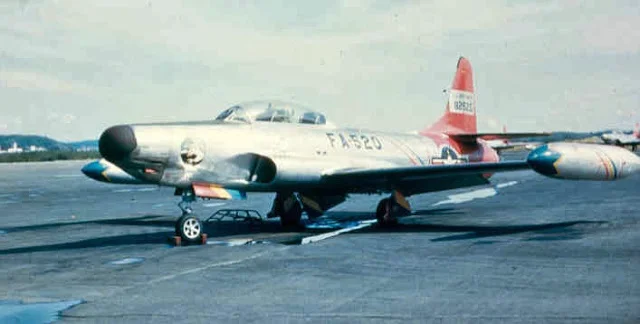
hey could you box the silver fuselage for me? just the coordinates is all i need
[115,121,488,194]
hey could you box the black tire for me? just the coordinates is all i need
[376,198,398,227]
[176,214,203,243]
[280,202,303,228]
[376,198,389,224]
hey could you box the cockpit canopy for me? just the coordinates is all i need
[215,101,327,125]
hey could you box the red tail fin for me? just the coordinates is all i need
[421,57,476,135]
[634,122,639,138]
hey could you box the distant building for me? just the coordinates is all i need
[0,142,47,154]
[28,145,47,152]
[75,146,98,152]
[7,142,23,153]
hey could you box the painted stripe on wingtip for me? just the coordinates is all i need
[101,170,111,182]
[193,183,247,200]
[602,151,618,180]
[595,151,616,180]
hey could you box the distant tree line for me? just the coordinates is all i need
[0,151,101,163]
[0,135,98,152]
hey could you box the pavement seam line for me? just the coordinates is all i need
[79,246,289,303]
[146,249,282,286]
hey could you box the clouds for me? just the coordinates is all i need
[0,1,638,140]
[582,13,640,55]
[0,70,89,93]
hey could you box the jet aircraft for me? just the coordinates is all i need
[484,126,543,152]
[85,57,640,243]
[601,123,640,151]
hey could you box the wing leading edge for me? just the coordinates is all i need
[321,161,530,194]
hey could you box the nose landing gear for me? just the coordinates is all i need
[175,188,204,244]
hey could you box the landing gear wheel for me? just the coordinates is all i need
[280,201,303,228]
[376,198,398,227]
[176,214,203,243]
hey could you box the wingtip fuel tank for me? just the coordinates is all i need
[81,159,144,184]
[527,143,640,180]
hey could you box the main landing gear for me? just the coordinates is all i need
[266,191,410,228]
[175,189,204,244]
[267,192,303,228]
[375,191,412,227]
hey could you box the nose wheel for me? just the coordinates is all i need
[175,188,204,243]
[176,214,203,243]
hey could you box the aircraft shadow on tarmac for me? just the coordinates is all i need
[0,208,608,254]
[0,231,175,255]
[357,220,607,243]
[0,207,462,236]
[323,207,465,221]
[0,215,284,234]
[328,208,606,243]
[0,215,326,255]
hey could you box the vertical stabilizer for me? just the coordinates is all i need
[421,57,477,135]
[634,122,639,138]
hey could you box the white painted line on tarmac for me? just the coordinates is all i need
[109,257,145,265]
[432,188,497,206]
[496,181,519,189]
[431,181,520,206]
[203,202,226,208]
[301,220,376,245]
[54,174,84,178]
[112,187,158,193]
[146,249,278,286]
[207,238,254,246]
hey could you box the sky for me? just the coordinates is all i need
[0,0,639,141]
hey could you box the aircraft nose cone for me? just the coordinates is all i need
[81,160,108,182]
[99,125,137,162]
[527,144,561,176]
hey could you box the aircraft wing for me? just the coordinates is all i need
[321,161,530,193]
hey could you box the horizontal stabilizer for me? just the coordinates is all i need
[491,142,543,153]
[449,132,551,143]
